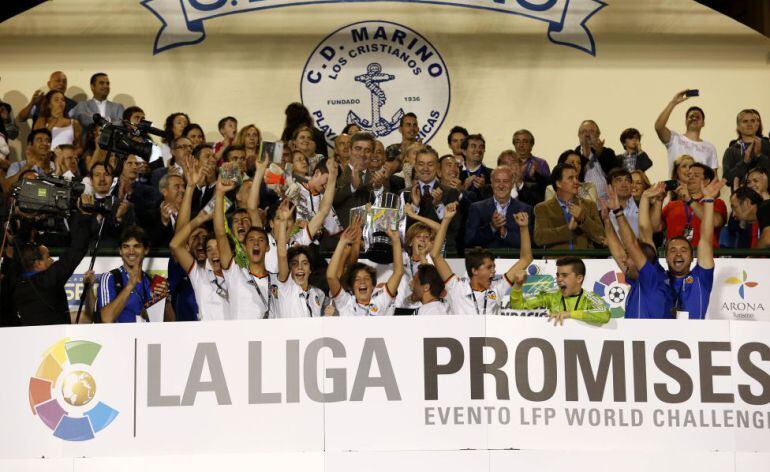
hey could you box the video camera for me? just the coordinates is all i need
[94,114,165,160]
[12,175,117,220]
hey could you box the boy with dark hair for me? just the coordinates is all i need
[509,256,610,326]
[431,203,533,316]
[413,265,448,316]
[274,200,327,318]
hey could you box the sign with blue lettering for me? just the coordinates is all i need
[141,0,605,55]
[301,21,450,147]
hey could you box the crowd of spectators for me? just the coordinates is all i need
[1,71,769,326]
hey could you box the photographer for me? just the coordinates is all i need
[11,195,96,325]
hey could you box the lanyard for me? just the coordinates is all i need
[356,301,373,316]
[211,276,229,301]
[470,291,488,315]
[683,201,694,227]
[561,290,583,312]
[248,273,270,317]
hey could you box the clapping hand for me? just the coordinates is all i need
[568,201,584,222]
[513,211,529,227]
[702,178,726,200]
[431,187,443,207]
[444,201,458,220]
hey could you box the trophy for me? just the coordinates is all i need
[351,192,404,264]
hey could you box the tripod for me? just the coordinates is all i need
[74,215,107,324]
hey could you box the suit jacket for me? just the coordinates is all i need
[388,174,406,195]
[70,98,125,130]
[533,196,604,249]
[460,164,492,201]
[402,182,460,251]
[516,173,547,208]
[191,184,217,217]
[465,197,534,249]
[574,145,620,177]
[333,166,387,227]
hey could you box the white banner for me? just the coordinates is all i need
[2,317,769,463]
[64,257,770,322]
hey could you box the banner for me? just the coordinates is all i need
[61,257,770,322]
[141,0,606,55]
[2,317,770,463]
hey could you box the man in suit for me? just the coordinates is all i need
[460,133,492,201]
[189,144,217,216]
[333,132,388,227]
[403,148,460,251]
[70,73,125,129]
[497,150,546,207]
[534,163,604,250]
[466,166,533,249]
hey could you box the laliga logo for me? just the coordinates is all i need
[593,271,629,318]
[301,21,450,147]
[28,338,118,441]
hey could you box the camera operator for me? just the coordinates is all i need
[11,194,96,325]
[3,129,55,195]
[86,161,136,246]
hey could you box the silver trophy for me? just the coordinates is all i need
[351,192,404,263]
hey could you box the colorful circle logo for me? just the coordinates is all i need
[28,338,118,441]
[593,271,629,318]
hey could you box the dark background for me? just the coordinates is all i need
[696,0,770,36]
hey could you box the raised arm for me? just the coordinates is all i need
[247,158,269,228]
[600,199,628,273]
[214,178,236,269]
[697,179,725,269]
[403,198,441,232]
[429,202,457,281]
[306,162,338,236]
[170,211,212,273]
[275,200,292,283]
[340,215,363,278]
[176,155,204,234]
[655,90,689,144]
[385,229,404,296]
[327,224,358,296]
[606,187,644,270]
[505,212,533,280]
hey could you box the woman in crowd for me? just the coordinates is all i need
[669,154,694,201]
[32,90,82,156]
[183,123,206,148]
[235,124,262,174]
[545,150,599,203]
[630,169,651,207]
[160,112,190,164]
[291,125,322,170]
[280,102,327,157]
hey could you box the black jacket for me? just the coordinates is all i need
[13,213,94,326]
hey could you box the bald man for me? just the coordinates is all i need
[18,71,78,122]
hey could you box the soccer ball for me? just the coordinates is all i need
[608,286,626,304]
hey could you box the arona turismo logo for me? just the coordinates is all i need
[724,271,758,300]
[28,338,118,441]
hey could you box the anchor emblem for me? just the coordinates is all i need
[347,63,405,138]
